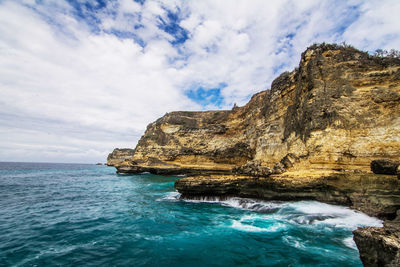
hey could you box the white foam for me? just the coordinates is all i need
[230,215,286,233]
[343,236,358,250]
[285,201,383,230]
[180,196,284,213]
[176,196,383,234]
[158,191,181,202]
[288,201,352,215]
[181,195,226,203]
[221,198,284,213]
[283,236,306,249]
[231,220,271,232]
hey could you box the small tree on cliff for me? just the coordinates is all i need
[374,49,400,58]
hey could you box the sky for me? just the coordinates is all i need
[0,0,399,163]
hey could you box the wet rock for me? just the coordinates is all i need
[353,226,400,267]
[371,159,400,175]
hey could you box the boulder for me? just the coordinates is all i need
[353,226,400,267]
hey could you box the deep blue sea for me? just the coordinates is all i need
[0,162,382,266]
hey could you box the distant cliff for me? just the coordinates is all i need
[110,44,400,266]
[106,148,135,166]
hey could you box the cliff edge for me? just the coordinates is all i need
[111,44,400,266]
[107,148,135,166]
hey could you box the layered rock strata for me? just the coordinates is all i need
[112,44,400,266]
[116,44,400,176]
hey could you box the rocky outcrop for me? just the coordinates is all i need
[110,44,400,266]
[354,225,400,267]
[106,148,135,166]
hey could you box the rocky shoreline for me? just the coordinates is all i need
[110,44,400,266]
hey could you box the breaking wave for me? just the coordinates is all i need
[174,195,383,233]
[176,195,285,213]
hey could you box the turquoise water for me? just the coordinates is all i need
[0,162,382,266]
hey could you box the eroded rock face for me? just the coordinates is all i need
[110,44,400,266]
[106,148,135,166]
[354,226,400,267]
[114,44,400,175]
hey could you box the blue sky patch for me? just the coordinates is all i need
[157,8,189,45]
[134,0,146,5]
[185,84,227,108]
[64,0,113,33]
[334,5,361,36]
[106,29,146,47]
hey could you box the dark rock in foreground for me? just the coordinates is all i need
[354,224,400,267]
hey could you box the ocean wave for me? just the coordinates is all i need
[157,191,181,202]
[282,236,306,249]
[175,195,383,232]
[343,236,358,250]
[282,201,383,230]
[179,195,284,213]
[230,214,286,233]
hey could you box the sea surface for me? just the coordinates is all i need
[0,162,382,266]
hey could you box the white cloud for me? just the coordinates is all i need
[0,0,399,163]
[343,0,400,50]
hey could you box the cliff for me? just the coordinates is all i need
[106,148,135,166]
[116,44,400,175]
[112,44,400,266]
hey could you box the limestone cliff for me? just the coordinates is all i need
[111,44,400,266]
[106,148,135,166]
[116,44,400,175]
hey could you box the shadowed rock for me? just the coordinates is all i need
[371,159,400,175]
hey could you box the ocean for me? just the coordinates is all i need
[0,162,382,266]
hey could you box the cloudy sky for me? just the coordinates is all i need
[0,0,399,163]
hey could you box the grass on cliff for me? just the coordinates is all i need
[309,42,400,59]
